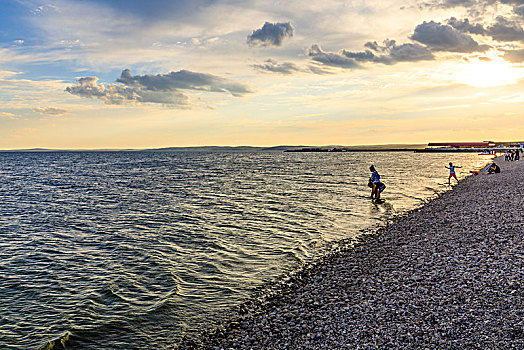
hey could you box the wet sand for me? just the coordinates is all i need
[178,158,523,349]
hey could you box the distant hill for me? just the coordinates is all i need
[345,144,426,150]
[146,145,316,152]
[148,144,427,152]
[146,146,260,152]
[1,144,427,152]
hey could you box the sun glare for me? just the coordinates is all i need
[457,55,524,88]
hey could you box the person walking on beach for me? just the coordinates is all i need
[445,162,461,185]
[369,165,386,200]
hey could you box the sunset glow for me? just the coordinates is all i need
[1,1,524,149]
[457,54,524,88]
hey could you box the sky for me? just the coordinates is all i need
[1,0,524,149]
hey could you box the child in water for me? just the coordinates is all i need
[369,165,386,199]
[445,162,461,185]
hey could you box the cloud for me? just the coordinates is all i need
[411,21,490,52]
[32,107,68,116]
[436,0,479,8]
[0,112,16,119]
[0,70,22,78]
[501,0,524,4]
[66,76,192,106]
[515,4,524,16]
[308,44,361,69]
[116,69,252,97]
[247,22,294,47]
[486,16,524,42]
[447,17,486,35]
[252,59,303,74]
[343,40,434,64]
[503,48,524,62]
[66,69,253,108]
[420,0,485,12]
[252,59,334,75]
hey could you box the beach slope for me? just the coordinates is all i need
[179,158,523,349]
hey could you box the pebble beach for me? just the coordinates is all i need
[178,157,523,349]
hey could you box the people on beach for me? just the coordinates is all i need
[445,162,461,184]
[487,162,501,174]
[369,165,386,199]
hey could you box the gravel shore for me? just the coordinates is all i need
[178,158,523,349]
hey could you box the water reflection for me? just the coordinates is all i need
[0,151,490,349]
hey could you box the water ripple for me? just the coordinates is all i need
[0,151,489,349]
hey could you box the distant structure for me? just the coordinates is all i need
[282,142,524,153]
[418,141,523,153]
[427,142,494,148]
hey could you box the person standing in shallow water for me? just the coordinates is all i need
[445,162,461,185]
[369,165,385,199]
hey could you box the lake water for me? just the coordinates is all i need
[0,151,491,349]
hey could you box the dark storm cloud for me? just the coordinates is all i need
[66,70,252,108]
[307,45,361,69]
[247,22,294,47]
[411,21,490,52]
[486,16,524,42]
[252,59,302,74]
[447,17,486,34]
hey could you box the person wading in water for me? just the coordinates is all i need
[369,165,386,200]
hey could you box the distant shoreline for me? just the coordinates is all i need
[0,145,426,153]
[2,144,520,153]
